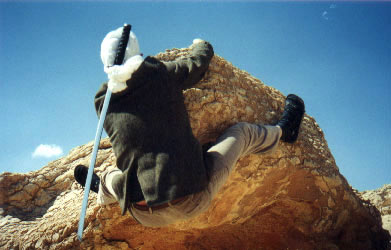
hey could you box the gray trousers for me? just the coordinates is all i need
[97,122,282,227]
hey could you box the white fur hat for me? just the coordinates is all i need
[100,26,143,93]
[100,26,140,68]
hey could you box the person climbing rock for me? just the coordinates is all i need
[74,26,305,227]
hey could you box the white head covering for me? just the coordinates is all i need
[101,27,140,67]
[100,26,144,93]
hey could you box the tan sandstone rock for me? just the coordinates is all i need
[360,184,391,236]
[1,48,390,249]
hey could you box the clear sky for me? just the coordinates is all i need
[0,1,390,192]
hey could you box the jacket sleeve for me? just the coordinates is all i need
[164,41,214,90]
[94,83,108,117]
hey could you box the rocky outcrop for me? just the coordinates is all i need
[360,184,391,235]
[1,48,390,249]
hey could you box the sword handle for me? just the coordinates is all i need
[113,24,131,66]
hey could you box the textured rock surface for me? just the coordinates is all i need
[1,47,390,249]
[360,184,391,235]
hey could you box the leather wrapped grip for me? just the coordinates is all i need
[113,24,132,66]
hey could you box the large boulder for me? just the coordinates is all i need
[1,48,390,249]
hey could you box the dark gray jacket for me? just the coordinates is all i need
[95,41,214,215]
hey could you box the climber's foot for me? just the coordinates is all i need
[277,94,305,143]
[74,165,100,193]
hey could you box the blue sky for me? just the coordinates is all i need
[0,1,390,192]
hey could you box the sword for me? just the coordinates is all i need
[77,24,131,241]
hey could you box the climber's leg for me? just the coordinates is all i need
[205,122,282,197]
[97,168,121,205]
[127,123,282,227]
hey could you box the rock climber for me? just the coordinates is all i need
[74,26,305,227]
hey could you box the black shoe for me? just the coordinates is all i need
[277,94,305,143]
[74,165,100,193]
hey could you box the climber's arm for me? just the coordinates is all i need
[164,39,214,90]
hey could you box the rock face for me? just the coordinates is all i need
[1,48,390,250]
[360,184,391,236]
